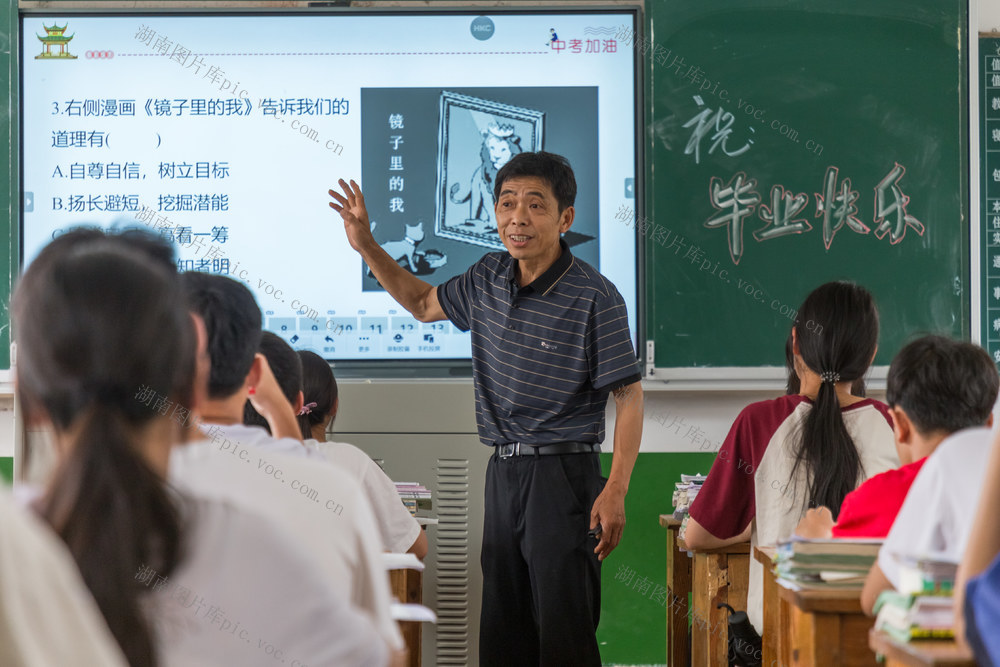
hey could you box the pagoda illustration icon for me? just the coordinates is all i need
[36,24,77,59]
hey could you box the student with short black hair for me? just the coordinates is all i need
[859,337,999,615]
[174,272,404,653]
[244,331,305,430]
[180,272,303,446]
[798,335,998,540]
[685,281,899,632]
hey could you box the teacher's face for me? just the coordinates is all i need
[495,175,574,266]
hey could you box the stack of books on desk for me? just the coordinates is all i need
[874,591,955,641]
[874,557,958,641]
[774,537,882,589]
[394,482,432,516]
[671,473,706,520]
[896,557,958,596]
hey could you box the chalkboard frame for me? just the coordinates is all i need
[646,0,972,380]
[979,34,1000,366]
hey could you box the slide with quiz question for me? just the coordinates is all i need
[22,13,638,361]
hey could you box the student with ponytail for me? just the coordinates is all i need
[684,281,899,632]
[13,230,390,666]
[298,349,338,442]
[296,349,428,558]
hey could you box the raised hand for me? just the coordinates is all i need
[329,179,376,253]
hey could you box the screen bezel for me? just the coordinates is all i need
[18,6,647,380]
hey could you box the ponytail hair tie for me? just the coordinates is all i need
[298,402,318,416]
[820,371,840,384]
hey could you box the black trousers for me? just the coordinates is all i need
[479,451,605,667]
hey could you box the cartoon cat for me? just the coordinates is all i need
[372,221,425,272]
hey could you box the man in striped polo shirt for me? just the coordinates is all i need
[330,151,643,666]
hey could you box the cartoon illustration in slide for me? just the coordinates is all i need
[436,91,544,250]
[449,122,523,229]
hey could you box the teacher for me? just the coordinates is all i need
[329,151,643,666]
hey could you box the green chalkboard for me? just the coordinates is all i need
[646,0,969,371]
[980,36,1000,365]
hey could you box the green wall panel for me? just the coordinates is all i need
[597,451,716,665]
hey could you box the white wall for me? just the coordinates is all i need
[982,0,1000,32]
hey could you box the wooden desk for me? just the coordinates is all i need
[677,536,750,667]
[776,581,876,666]
[390,568,423,667]
[869,629,977,667]
[755,546,782,665]
[660,514,691,667]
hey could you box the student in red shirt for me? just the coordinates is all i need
[797,335,998,539]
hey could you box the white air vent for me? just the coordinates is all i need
[435,458,471,665]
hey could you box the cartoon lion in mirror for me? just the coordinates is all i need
[449,122,523,230]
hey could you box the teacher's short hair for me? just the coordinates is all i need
[494,151,577,214]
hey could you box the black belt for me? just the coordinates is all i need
[495,442,600,458]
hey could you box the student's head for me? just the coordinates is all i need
[38,226,178,275]
[785,329,866,397]
[243,332,303,432]
[298,350,339,439]
[886,336,998,446]
[789,281,879,519]
[181,272,263,400]
[13,230,193,667]
[494,151,577,215]
[793,282,879,383]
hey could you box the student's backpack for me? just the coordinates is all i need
[718,603,762,667]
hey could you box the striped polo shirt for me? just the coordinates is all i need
[437,239,641,446]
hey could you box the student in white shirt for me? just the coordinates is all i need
[297,349,428,558]
[12,231,389,666]
[178,272,404,651]
[956,427,1000,662]
[179,271,318,457]
[243,336,426,558]
[0,491,128,667]
[861,427,995,614]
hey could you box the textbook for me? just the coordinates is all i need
[774,537,882,589]
[671,473,706,519]
[874,590,955,641]
[892,556,958,596]
[394,482,432,516]
[777,536,883,558]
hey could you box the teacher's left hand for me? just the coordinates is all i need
[591,480,626,561]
